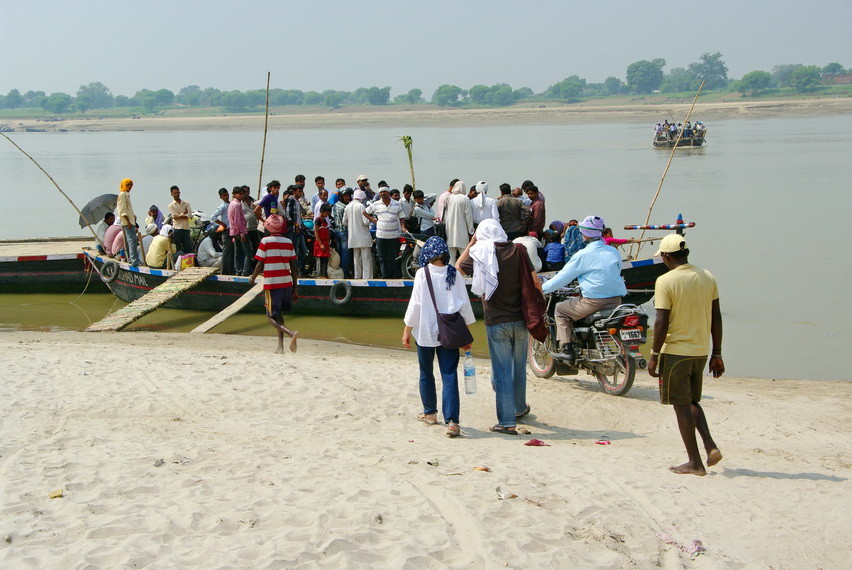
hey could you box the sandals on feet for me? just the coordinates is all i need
[417,413,438,425]
[446,422,460,438]
[489,425,517,435]
[515,404,531,419]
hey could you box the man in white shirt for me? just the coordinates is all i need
[168,185,193,255]
[344,189,374,279]
[469,181,499,230]
[364,186,405,278]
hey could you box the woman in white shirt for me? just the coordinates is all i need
[402,236,476,438]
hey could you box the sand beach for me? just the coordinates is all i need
[0,330,849,567]
[9,97,852,133]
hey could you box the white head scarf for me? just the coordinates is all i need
[451,180,467,195]
[469,219,508,300]
[475,181,488,207]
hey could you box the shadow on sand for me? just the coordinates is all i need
[721,467,846,482]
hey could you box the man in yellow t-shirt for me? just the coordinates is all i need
[146,224,177,269]
[648,234,725,476]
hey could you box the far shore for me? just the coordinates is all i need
[4,97,851,132]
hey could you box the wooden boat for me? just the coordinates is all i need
[653,130,706,148]
[0,251,108,293]
[83,250,665,318]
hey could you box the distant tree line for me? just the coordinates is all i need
[0,54,847,114]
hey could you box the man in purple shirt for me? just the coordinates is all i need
[228,186,252,276]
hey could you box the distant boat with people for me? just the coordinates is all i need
[652,120,707,148]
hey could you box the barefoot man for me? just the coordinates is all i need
[250,214,299,353]
[648,234,724,476]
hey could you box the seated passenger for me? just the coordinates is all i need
[197,229,223,268]
[146,224,177,269]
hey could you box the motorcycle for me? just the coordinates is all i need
[527,288,649,396]
[397,231,431,279]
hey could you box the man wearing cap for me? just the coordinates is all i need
[167,185,193,255]
[647,233,724,476]
[250,214,300,354]
[541,215,627,362]
[141,223,158,253]
[145,224,177,269]
[344,189,373,278]
[364,186,405,278]
[356,174,377,205]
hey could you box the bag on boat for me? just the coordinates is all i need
[515,244,548,342]
[179,253,195,270]
[328,247,341,270]
[423,265,474,350]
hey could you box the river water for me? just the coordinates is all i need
[1,115,850,380]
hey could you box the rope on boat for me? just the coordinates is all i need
[0,132,102,247]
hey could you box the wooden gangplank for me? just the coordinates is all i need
[85,266,219,332]
[190,279,264,334]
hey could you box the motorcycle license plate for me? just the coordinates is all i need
[619,328,642,341]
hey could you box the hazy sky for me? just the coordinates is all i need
[2,0,850,98]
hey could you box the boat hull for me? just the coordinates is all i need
[0,253,108,293]
[653,136,705,148]
[83,251,664,317]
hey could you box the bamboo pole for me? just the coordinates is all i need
[630,80,705,259]
[398,135,415,190]
[1,131,102,245]
[257,71,271,200]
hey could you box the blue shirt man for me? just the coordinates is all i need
[541,215,627,361]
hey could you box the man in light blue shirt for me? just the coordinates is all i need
[541,215,627,362]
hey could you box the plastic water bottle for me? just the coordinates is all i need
[463,350,477,395]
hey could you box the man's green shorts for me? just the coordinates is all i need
[658,354,708,405]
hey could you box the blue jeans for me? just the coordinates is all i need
[417,344,460,424]
[122,226,143,266]
[232,234,253,275]
[486,321,529,427]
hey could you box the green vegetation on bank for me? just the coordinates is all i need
[0,54,848,119]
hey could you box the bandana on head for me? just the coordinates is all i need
[550,220,565,234]
[578,215,605,238]
[120,178,133,192]
[264,214,286,235]
[418,236,457,289]
[451,180,467,195]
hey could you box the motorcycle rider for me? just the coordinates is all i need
[541,215,627,362]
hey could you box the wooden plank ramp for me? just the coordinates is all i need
[85,266,220,332]
[190,279,264,334]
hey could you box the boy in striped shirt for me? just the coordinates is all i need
[250,214,300,353]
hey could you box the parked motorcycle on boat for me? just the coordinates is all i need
[527,288,649,396]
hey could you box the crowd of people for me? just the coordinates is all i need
[653,120,706,141]
[96,174,643,279]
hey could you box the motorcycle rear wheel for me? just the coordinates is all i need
[594,339,636,396]
[527,335,556,378]
[399,248,419,280]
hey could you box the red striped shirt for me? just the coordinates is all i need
[254,235,296,289]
